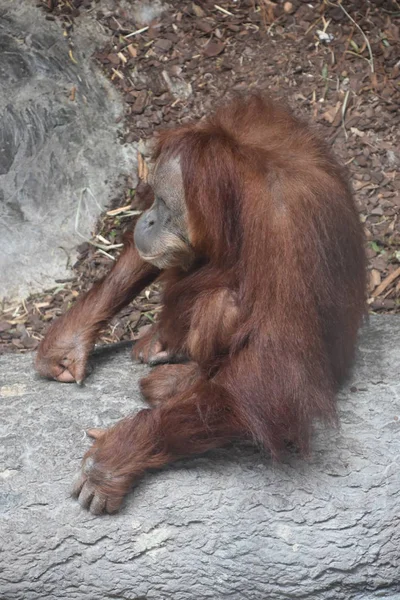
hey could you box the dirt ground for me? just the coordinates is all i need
[1,0,399,353]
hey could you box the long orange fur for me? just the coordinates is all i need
[39,94,367,510]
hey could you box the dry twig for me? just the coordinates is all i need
[326,0,374,73]
[125,26,149,39]
[214,4,234,16]
[372,266,400,298]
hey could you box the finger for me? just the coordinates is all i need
[145,338,163,363]
[150,339,163,355]
[106,495,123,514]
[71,473,86,498]
[69,360,88,386]
[148,350,170,366]
[131,344,140,361]
[56,368,77,383]
[35,356,65,380]
[78,482,95,510]
[90,493,107,515]
[86,428,106,440]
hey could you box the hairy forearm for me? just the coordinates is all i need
[67,235,159,331]
[35,234,160,383]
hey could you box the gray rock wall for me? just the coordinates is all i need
[0,316,399,600]
[0,1,136,298]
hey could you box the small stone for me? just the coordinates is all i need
[154,93,170,106]
[368,269,381,291]
[21,335,39,350]
[107,53,120,65]
[330,7,344,21]
[11,338,24,349]
[131,91,148,114]
[371,172,384,184]
[371,256,387,271]
[125,133,136,144]
[192,3,205,17]
[203,40,225,58]
[197,20,213,34]
[155,39,173,53]
[125,92,138,104]
[0,321,12,332]
[356,155,368,167]
[283,2,294,13]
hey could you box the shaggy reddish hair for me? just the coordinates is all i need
[150,94,366,455]
[37,94,366,513]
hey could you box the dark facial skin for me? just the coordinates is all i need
[134,156,195,270]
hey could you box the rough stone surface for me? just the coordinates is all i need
[0,316,399,600]
[0,0,137,299]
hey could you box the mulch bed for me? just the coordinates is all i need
[1,0,399,354]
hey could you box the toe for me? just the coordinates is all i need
[71,472,86,497]
[106,495,123,514]
[86,428,106,440]
[78,481,95,510]
[148,350,170,366]
[56,369,76,383]
[90,493,107,515]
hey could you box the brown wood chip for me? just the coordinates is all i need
[203,40,225,57]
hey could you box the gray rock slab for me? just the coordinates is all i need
[0,1,137,299]
[0,316,399,600]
